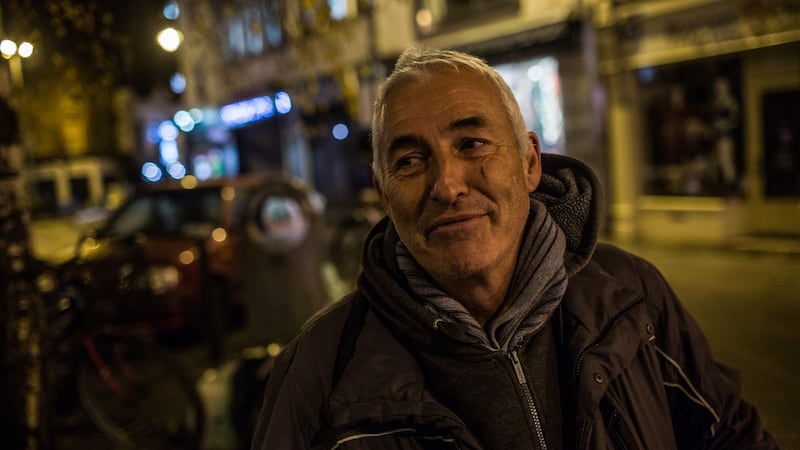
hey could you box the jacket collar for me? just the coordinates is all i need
[556,257,650,417]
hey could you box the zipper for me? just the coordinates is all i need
[509,349,548,450]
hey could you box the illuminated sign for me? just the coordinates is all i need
[220,92,293,128]
[220,96,276,127]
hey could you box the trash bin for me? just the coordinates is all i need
[240,177,328,345]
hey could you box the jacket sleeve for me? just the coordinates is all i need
[637,257,780,450]
[250,340,320,450]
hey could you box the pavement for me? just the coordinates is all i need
[27,216,800,449]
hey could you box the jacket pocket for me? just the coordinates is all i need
[599,399,651,450]
[605,408,634,450]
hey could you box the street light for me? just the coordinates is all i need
[1,39,34,89]
[156,27,183,52]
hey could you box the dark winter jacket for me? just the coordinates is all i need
[251,154,778,450]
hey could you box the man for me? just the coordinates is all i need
[251,46,778,449]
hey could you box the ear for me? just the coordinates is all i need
[525,131,542,192]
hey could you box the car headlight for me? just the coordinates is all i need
[146,265,180,295]
[77,236,111,261]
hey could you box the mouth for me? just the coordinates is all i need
[426,213,486,237]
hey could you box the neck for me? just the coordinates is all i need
[434,264,514,326]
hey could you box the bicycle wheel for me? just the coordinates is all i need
[77,336,205,450]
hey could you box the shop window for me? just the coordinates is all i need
[762,89,800,198]
[639,58,743,197]
[495,56,565,155]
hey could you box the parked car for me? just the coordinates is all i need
[60,173,285,333]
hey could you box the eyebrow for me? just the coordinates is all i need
[386,115,489,153]
[449,115,487,131]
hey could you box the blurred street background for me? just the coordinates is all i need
[1,0,798,449]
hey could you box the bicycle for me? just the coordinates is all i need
[36,261,205,449]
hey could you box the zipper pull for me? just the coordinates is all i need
[509,350,527,385]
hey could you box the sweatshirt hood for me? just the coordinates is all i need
[532,153,603,276]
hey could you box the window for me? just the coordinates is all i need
[103,188,224,239]
[495,56,565,155]
[638,58,743,196]
[225,1,283,59]
[762,89,800,198]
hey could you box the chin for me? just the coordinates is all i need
[425,251,493,281]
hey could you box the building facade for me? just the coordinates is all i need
[596,0,800,245]
[157,0,798,245]
[159,0,604,219]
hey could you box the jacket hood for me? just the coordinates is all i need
[533,153,603,276]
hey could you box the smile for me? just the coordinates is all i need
[427,214,486,237]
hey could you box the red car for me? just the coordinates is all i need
[62,174,275,333]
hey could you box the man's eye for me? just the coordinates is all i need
[395,156,414,167]
[460,139,487,151]
[390,155,425,175]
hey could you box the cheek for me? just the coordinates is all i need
[380,181,417,221]
[482,162,532,213]
[482,157,528,190]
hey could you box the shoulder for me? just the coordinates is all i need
[563,242,678,328]
[280,294,358,376]
[267,295,357,399]
[576,242,671,296]
[297,293,358,338]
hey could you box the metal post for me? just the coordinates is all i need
[199,237,224,367]
[1,139,51,449]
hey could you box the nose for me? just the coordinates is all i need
[429,155,468,204]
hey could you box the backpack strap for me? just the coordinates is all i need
[313,293,370,446]
[331,293,370,390]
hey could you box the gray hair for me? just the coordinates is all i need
[370,46,528,184]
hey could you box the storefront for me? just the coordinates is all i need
[599,0,800,244]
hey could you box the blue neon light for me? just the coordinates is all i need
[275,91,292,114]
[220,95,275,127]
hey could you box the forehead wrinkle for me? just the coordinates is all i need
[382,74,495,155]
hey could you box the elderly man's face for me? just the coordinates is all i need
[376,68,541,286]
